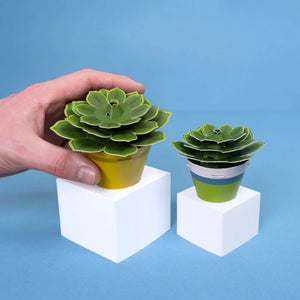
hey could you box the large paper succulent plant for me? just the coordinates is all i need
[51,88,171,157]
[172,123,265,168]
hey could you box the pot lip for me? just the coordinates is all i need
[85,146,151,163]
[187,159,249,179]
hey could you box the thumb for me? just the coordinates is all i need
[29,138,101,185]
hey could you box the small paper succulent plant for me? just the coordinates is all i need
[172,123,265,168]
[51,88,171,157]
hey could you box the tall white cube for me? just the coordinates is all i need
[57,166,171,263]
[177,186,260,256]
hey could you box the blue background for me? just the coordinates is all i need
[0,1,299,299]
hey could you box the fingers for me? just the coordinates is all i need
[27,138,101,185]
[24,69,145,107]
[0,169,27,178]
[5,93,16,100]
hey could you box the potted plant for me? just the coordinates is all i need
[51,87,171,189]
[172,123,265,202]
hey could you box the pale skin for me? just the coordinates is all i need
[0,69,145,184]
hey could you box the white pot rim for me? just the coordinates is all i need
[186,159,249,179]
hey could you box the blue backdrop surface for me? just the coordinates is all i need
[0,1,299,299]
[0,0,299,110]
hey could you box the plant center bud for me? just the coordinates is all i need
[213,128,222,134]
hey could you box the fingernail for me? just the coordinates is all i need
[77,167,99,185]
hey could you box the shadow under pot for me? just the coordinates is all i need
[187,160,249,203]
[85,146,151,189]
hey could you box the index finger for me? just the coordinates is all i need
[25,69,145,107]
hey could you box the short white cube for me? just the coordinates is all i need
[56,166,170,263]
[177,186,260,256]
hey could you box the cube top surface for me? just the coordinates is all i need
[178,185,260,213]
[57,166,170,202]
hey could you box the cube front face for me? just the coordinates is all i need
[57,166,171,263]
[57,179,118,261]
[116,174,170,262]
[222,193,260,255]
[177,194,224,254]
[177,186,261,256]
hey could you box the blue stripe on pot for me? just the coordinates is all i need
[190,171,245,185]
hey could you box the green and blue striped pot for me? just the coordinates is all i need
[187,160,249,203]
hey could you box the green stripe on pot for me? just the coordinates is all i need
[191,177,243,203]
[187,160,249,203]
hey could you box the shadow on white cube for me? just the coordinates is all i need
[57,166,171,263]
[177,186,260,256]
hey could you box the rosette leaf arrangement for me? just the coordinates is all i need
[51,88,172,157]
[172,123,265,168]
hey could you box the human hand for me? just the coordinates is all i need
[0,69,145,184]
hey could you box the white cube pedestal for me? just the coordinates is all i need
[177,186,260,256]
[56,166,170,263]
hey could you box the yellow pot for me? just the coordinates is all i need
[85,146,151,189]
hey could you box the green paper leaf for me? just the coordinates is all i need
[69,137,107,153]
[65,89,163,131]
[125,94,143,109]
[120,118,141,126]
[110,104,123,120]
[190,129,207,141]
[236,127,249,142]
[221,139,256,153]
[142,105,159,121]
[76,104,96,116]
[178,153,253,164]
[172,141,188,153]
[151,110,171,128]
[72,101,86,116]
[67,115,110,138]
[244,128,254,141]
[126,91,139,98]
[173,123,265,164]
[110,130,137,142]
[172,141,200,156]
[86,91,108,107]
[66,115,87,129]
[52,87,171,157]
[231,126,244,139]
[143,97,151,105]
[132,104,150,118]
[225,155,254,163]
[132,131,166,146]
[51,120,86,139]
[239,142,265,156]
[237,129,254,146]
[219,124,234,140]
[108,88,126,103]
[130,121,158,135]
[179,149,232,162]
[82,127,111,138]
[99,122,121,129]
[183,133,225,151]
[184,132,256,154]
[190,130,221,143]
[104,141,138,157]
[64,103,76,117]
[99,88,108,96]
[183,132,202,147]
[80,115,102,126]
[191,129,244,144]
[201,123,216,136]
